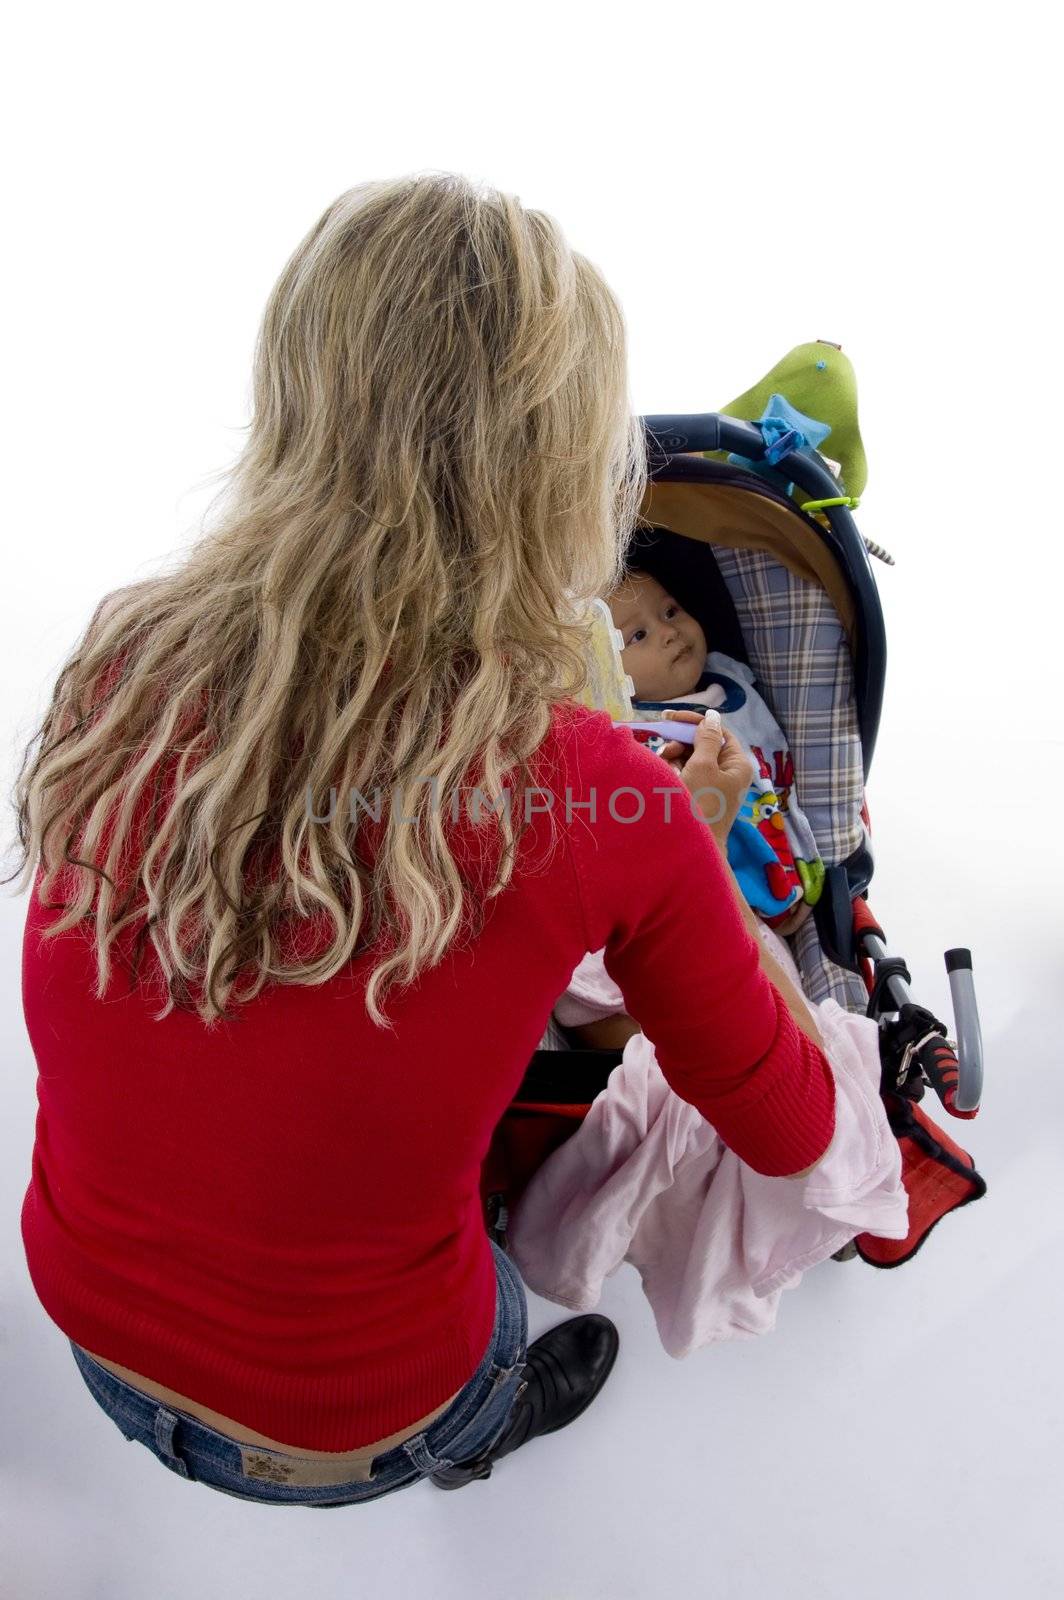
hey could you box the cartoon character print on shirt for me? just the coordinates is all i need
[739,784,802,920]
[736,780,800,921]
[742,742,823,913]
[749,745,796,812]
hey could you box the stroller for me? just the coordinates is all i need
[480,357,987,1271]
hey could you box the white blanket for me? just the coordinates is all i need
[507,926,909,1357]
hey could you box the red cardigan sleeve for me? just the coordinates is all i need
[552,705,836,1178]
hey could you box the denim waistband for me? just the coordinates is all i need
[68,1238,529,1506]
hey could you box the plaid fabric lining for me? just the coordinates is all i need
[710,547,865,866]
[710,544,868,1012]
[787,907,870,1012]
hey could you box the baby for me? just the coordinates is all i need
[607,569,711,704]
[558,569,823,1056]
[606,569,823,939]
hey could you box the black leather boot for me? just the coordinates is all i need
[429,1313,619,1489]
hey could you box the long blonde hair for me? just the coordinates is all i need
[5,172,647,1028]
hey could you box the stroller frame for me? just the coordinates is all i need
[640,412,982,1117]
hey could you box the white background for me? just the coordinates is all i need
[2,5,1061,1598]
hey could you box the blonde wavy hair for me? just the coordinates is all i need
[6,172,648,1028]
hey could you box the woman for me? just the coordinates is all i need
[10,173,836,1507]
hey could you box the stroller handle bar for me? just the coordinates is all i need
[642,412,855,506]
[643,414,761,459]
[944,949,985,1113]
[862,930,984,1115]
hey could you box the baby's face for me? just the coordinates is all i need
[607,572,707,701]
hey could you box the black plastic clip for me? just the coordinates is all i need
[865,955,912,1019]
[877,1002,950,1099]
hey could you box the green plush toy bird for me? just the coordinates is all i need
[715,339,867,500]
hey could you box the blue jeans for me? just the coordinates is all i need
[68,1239,529,1506]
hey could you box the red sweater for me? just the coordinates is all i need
[20,701,835,1451]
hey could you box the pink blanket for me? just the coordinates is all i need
[508,928,909,1357]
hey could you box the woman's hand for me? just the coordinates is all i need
[658,709,755,848]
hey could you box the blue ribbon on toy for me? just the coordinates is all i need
[727,393,833,489]
[761,420,802,465]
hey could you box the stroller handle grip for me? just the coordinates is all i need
[945,949,984,1114]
